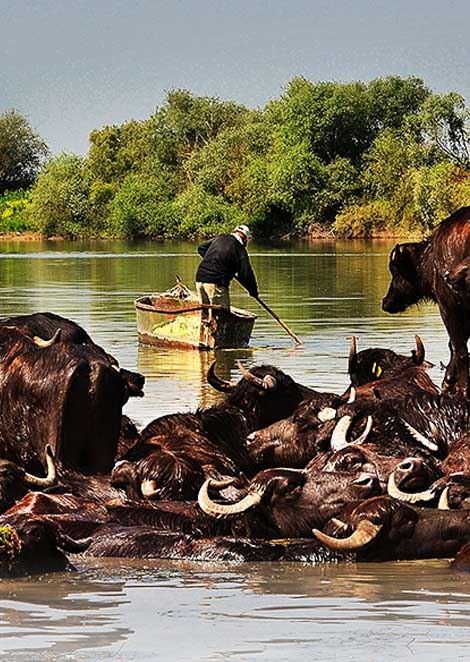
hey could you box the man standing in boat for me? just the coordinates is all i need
[196,225,259,316]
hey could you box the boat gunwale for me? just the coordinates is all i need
[134,296,257,320]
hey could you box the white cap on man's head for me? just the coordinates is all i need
[233,224,251,239]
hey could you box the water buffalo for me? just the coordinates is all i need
[114,361,316,501]
[382,206,470,395]
[0,324,138,474]
[0,446,57,513]
[313,495,470,561]
[198,468,381,538]
[347,335,431,387]
[246,396,340,470]
[0,312,145,401]
[82,526,348,563]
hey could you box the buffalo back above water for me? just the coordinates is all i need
[0,328,126,474]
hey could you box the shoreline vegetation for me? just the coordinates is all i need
[3,75,470,242]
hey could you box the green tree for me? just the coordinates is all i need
[29,154,91,237]
[417,92,470,168]
[148,89,249,184]
[171,185,248,239]
[0,110,49,193]
[110,171,178,238]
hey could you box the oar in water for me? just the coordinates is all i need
[254,296,303,346]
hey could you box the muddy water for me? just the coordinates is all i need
[0,239,463,661]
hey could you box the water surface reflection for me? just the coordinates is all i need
[0,239,464,661]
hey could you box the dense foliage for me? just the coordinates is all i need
[15,78,470,238]
[0,110,49,194]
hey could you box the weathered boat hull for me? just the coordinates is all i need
[135,295,256,350]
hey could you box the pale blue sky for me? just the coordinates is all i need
[2,0,470,154]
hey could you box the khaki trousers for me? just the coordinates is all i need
[196,282,230,347]
[196,282,230,313]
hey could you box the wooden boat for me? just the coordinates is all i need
[135,281,257,350]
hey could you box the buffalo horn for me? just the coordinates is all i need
[207,361,236,393]
[237,361,277,391]
[347,387,356,404]
[330,414,372,452]
[331,415,353,451]
[402,421,439,452]
[141,479,159,498]
[348,336,358,375]
[33,328,62,348]
[23,444,57,488]
[317,407,337,423]
[438,486,450,510]
[313,519,382,551]
[355,416,373,445]
[387,472,437,504]
[198,478,262,516]
[412,335,425,365]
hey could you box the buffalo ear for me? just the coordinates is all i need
[444,259,470,293]
[390,243,418,283]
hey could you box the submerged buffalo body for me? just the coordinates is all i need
[383,207,470,395]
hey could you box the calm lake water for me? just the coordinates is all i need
[0,238,466,661]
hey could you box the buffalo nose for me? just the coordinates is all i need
[354,473,380,493]
[397,458,420,474]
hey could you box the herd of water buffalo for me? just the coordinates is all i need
[3,207,470,575]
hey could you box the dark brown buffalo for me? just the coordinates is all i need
[112,409,253,501]
[313,495,470,561]
[0,446,57,513]
[325,390,470,462]
[0,518,91,575]
[347,335,431,388]
[82,525,348,563]
[246,396,340,470]
[383,206,470,395]
[315,446,442,501]
[114,362,315,502]
[198,468,380,538]
[0,325,135,474]
[0,312,145,400]
[246,366,440,471]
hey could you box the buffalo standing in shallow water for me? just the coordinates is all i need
[383,206,470,396]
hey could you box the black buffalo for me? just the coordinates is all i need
[198,468,380,538]
[0,322,141,474]
[383,206,470,395]
[113,361,315,501]
[313,495,470,561]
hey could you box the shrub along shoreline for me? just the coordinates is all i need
[4,76,470,241]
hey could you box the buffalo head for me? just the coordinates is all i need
[198,468,381,537]
[382,242,425,313]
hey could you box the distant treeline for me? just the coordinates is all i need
[3,76,470,239]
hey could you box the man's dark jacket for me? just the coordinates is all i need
[196,234,258,297]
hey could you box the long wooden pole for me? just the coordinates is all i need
[255,296,303,346]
